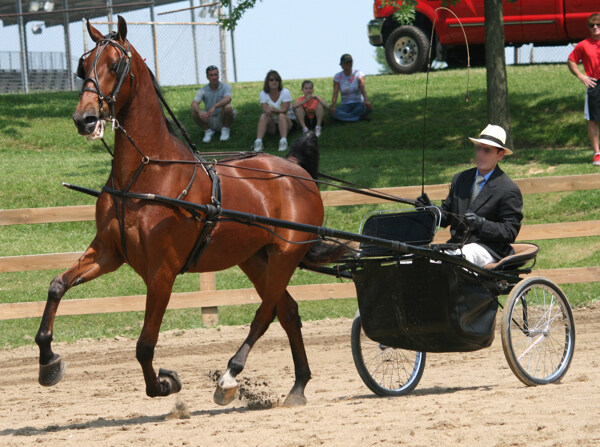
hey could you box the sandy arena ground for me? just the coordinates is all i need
[1,304,599,447]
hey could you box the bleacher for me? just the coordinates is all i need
[0,69,73,94]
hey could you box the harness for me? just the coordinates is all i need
[79,33,222,274]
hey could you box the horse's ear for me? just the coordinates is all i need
[117,15,128,42]
[86,19,103,43]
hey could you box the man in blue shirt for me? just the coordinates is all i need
[419,124,523,266]
[191,66,235,143]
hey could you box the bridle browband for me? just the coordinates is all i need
[77,32,134,119]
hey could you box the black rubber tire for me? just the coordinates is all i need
[501,277,576,386]
[351,313,425,396]
[384,25,430,74]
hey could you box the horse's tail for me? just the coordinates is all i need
[288,131,349,265]
[286,131,319,179]
[301,239,358,267]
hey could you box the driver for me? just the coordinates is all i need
[419,124,523,267]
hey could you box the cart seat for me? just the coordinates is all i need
[359,208,439,256]
[484,243,539,271]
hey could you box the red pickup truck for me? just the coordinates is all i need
[368,0,598,74]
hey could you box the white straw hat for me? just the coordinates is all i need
[469,124,513,155]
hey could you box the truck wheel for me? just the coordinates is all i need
[384,25,430,74]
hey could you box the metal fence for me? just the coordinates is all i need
[506,44,575,65]
[86,19,225,86]
[0,0,227,93]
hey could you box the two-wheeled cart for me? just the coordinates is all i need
[335,207,575,396]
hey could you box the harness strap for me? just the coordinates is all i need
[179,218,218,274]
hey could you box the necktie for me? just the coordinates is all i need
[469,175,485,205]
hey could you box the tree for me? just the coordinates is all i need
[484,0,513,148]
[375,47,392,74]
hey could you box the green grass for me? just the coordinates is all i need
[1,64,599,349]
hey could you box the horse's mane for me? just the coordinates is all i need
[147,67,181,138]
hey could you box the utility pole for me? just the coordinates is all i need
[63,0,74,90]
[16,0,30,93]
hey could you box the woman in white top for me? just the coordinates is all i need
[254,70,297,152]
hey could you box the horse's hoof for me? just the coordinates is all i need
[158,368,182,395]
[282,393,307,408]
[213,384,238,406]
[39,355,66,387]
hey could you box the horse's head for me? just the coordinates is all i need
[72,16,135,139]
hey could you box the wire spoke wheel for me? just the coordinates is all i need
[351,314,425,396]
[501,277,575,386]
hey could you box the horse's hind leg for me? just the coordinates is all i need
[276,292,311,407]
[214,249,309,407]
[35,238,123,386]
[212,251,271,405]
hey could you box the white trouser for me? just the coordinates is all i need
[445,243,496,267]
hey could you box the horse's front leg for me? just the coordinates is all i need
[36,238,123,386]
[136,274,182,397]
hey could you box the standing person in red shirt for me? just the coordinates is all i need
[568,13,600,166]
[293,80,328,137]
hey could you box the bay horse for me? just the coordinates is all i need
[35,16,340,407]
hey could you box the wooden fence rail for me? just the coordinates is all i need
[1,173,599,321]
[2,173,599,226]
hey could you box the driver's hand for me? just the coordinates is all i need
[416,192,432,207]
[464,212,485,231]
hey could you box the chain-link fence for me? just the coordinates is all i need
[0,0,227,93]
[86,19,223,87]
[506,44,575,65]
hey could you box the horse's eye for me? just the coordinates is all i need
[109,63,118,73]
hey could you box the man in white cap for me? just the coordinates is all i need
[419,124,523,266]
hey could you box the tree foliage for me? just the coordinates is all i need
[219,0,261,30]
[380,0,458,26]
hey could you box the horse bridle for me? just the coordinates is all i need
[77,32,134,119]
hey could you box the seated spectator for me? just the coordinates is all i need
[330,54,372,122]
[191,65,235,143]
[293,80,328,137]
[254,70,297,152]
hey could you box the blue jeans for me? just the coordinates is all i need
[333,102,368,122]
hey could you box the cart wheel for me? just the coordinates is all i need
[351,313,425,396]
[501,277,575,386]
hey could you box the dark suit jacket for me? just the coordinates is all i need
[440,166,523,259]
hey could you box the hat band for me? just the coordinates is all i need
[478,134,505,147]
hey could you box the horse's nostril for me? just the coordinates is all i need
[84,116,98,125]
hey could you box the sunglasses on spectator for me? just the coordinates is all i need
[269,77,280,82]
[475,144,501,154]
[589,23,600,28]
